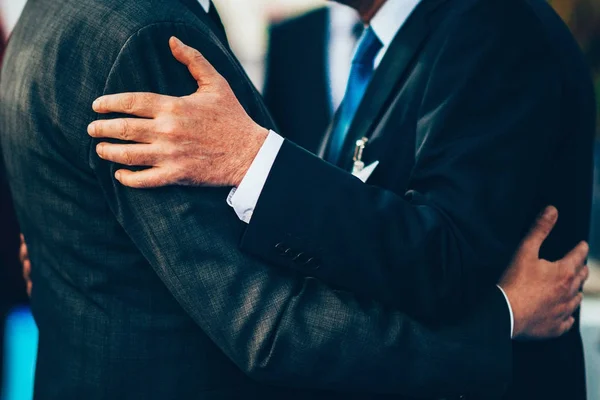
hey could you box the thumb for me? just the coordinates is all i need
[519,206,559,258]
[169,36,217,87]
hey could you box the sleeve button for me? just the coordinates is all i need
[305,257,321,270]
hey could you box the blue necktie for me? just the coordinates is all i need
[326,27,383,165]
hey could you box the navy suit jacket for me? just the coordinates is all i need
[240,0,596,399]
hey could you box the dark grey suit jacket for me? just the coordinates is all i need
[1,0,510,398]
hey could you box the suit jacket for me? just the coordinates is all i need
[239,0,596,399]
[263,7,331,154]
[0,0,512,399]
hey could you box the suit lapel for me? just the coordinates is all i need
[319,0,448,166]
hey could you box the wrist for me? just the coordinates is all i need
[230,125,268,187]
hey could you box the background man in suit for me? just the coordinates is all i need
[263,3,361,153]
[3,0,590,399]
[88,0,596,399]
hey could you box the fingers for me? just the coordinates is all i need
[21,245,32,298]
[19,235,28,264]
[571,264,590,296]
[560,241,589,273]
[558,316,576,336]
[88,118,157,143]
[519,206,558,258]
[22,259,31,282]
[96,143,161,167]
[92,92,174,118]
[560,292,584,319]
[169,36,217,87]
[114,167,180,189]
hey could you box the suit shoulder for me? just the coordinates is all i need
[429,0,588,77]
[12,0,213,69]
[64,0,212,59]
[444,0,574,52]
[6,0,223,147]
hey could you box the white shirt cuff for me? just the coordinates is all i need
[496,285,515,339]
[227,130,284,223]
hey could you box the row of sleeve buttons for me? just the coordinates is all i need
[275,242,321,270]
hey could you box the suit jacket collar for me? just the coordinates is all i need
[318,0,450,165]
[178,0,228,44]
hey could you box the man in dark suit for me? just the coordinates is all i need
[87,0,596,399]
[263,4,360,153]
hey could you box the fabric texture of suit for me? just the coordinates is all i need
[239,0,596,399]
[263,7,332,154]
[1,0,513,399]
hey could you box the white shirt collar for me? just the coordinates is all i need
[198,0,210,13]
[369,0,421,66]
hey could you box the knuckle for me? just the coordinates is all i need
[161,121,177,136]
[563,266,576,282]
[94,122,103,136]
[191,52,204,64]
[165,144,178,158]
[582,266,590,280]
[119,120,130,141]
[122,150,134,166]
[120,94,136,112]
[551,303,564,319]
[163,99,181,114]
[141,94,154,109]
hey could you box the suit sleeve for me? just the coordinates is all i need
[239,16,564,322]
[88,22,512,397]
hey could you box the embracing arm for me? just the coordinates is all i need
[236,18,570,321]
[89,16,580,325]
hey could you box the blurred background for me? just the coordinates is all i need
[1,0,600,398]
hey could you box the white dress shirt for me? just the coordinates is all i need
[197,0,210,13]
[227,0,515,337]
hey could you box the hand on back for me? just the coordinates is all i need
[500,206,589,339]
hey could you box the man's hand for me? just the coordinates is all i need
[500,206,589,340]
[88,37,268,188]
[19,234,32,297]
